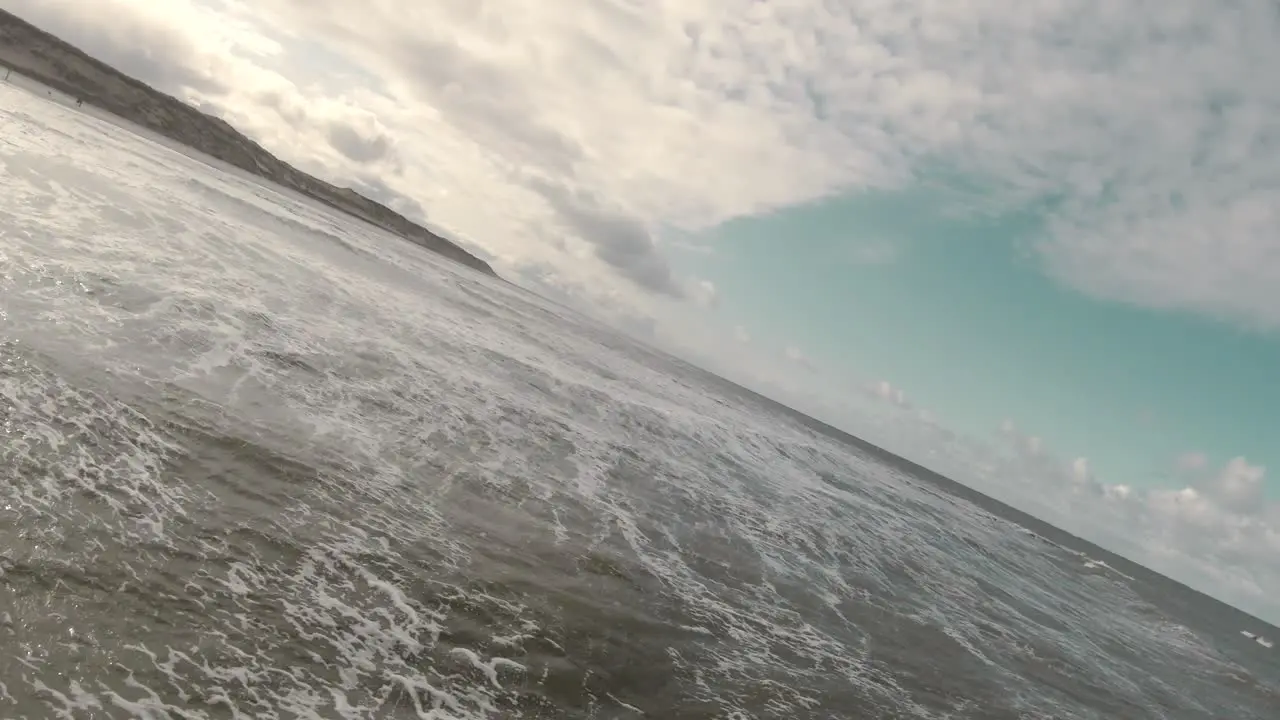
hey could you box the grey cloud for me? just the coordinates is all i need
[254,88,310,127]
[253,88,403,170]
[258,0,588,173]
[327,120,393,164]
[784,346,818,373]
[349,175,424,219]
[533,180,685,298]
[2,1,228,96]
[381,34,585,173]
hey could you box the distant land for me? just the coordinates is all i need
[0,9,495,277]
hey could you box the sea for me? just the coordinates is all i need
[1,77,1278,720]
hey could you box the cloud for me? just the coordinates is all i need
[0,0,239,95]
[530,178,686,297]
[690,279,718,308]
[280,0,1280,330]
[1024,435,1044,457]
[1176,451,1209,473]
[326,117,393,165]
[1202,457,1267,516]
[1104,484,1134,502]
[782,345,818,372]
[13,0,1280,331]
[999,419,1046,458]
[870,379,909,408]
[1070,456,1091,483]
[963,420,1280,623]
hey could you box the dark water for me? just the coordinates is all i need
[1,80,1278,720]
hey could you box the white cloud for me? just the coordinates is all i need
[1104,484,1133,502]
[1148,487,1220,532]
[781,345,818,372]
[1000,420,1046,458]
[871,379,909,407]
[1070,456,1091,483]
[690,278,718,308]
[11,0,1280,330]
[958,421,1280,623]
[1203,457,1267,516]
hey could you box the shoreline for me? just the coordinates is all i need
[0,10,496,278]
[0,65,488,273]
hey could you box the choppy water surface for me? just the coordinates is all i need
[1,82,1277,720]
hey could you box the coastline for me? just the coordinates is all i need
[0,9,496,278]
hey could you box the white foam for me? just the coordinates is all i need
[447,648,525,689]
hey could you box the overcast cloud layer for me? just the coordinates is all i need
[4,0,1279,623]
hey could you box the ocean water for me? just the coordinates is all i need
[1,81,1277,720]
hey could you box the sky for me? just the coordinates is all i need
[3,0,1280,624]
